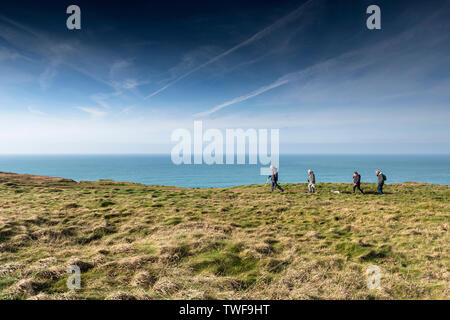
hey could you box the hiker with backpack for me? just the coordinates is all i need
[376,170,386,195]
[269,165,284,192]
[307,169,316,193]
[352,171,364,194]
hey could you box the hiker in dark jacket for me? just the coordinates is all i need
[376,170,386,195]
[269,165,284,192]
[352,171,364,194]
[307,169,316,193]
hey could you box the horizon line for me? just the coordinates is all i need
[0,153,449,156]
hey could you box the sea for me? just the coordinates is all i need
[0,154,449,188]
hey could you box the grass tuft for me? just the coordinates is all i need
[0,176,448,299]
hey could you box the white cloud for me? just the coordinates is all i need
[121,78,139,89]
[91,93,112,109]
[76,107,107,117]
[0,47,22,61]
[195,79,289,117]
[38,63,59,90]
[27,106,45,116]
[121,106,133,114]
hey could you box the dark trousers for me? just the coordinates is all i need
[271,181,284,192]
[378,184,384,195]
[353,184,364,194]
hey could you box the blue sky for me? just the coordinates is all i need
[0,0,449,154]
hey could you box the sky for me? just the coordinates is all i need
[0,0,449,154]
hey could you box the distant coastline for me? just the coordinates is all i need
[1,171,447,190]
[1,154,449,188]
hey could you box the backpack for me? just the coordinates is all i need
[382,174,387,181]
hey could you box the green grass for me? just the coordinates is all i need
[0,175,448,300]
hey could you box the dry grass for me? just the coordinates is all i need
[0,174,448,300]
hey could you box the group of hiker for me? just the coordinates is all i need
[268,165,387,195]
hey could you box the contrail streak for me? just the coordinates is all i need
[194,53,350,117]
[144,0,315,99]
[194,79,289,117]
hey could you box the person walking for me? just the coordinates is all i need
[307,169,316,193]
[269,165,284,192]
[352,171,364,194]
[376,170,386,195]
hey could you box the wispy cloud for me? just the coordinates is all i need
[144,0,315,99]
[119,78,140,89]
[195,54,340,117]
[91,93,113,109]
[76,107,107,117]
[27,106,45,116]
[0,46,27,61]
[109,59,147,90]
[196,7,450,118]
[38,61,60,90]
[0,15,124,92]
[195,79,290,117]
[120,106,133,114]
[0,14,149,118]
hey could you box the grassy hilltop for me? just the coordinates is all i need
[0,172,448,300]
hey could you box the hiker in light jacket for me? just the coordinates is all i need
[269,165,284,192]
[375,170,386,195]
[352,171,364,194]
[307,169,316,193]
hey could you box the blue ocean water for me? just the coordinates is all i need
[0,155,449,188]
